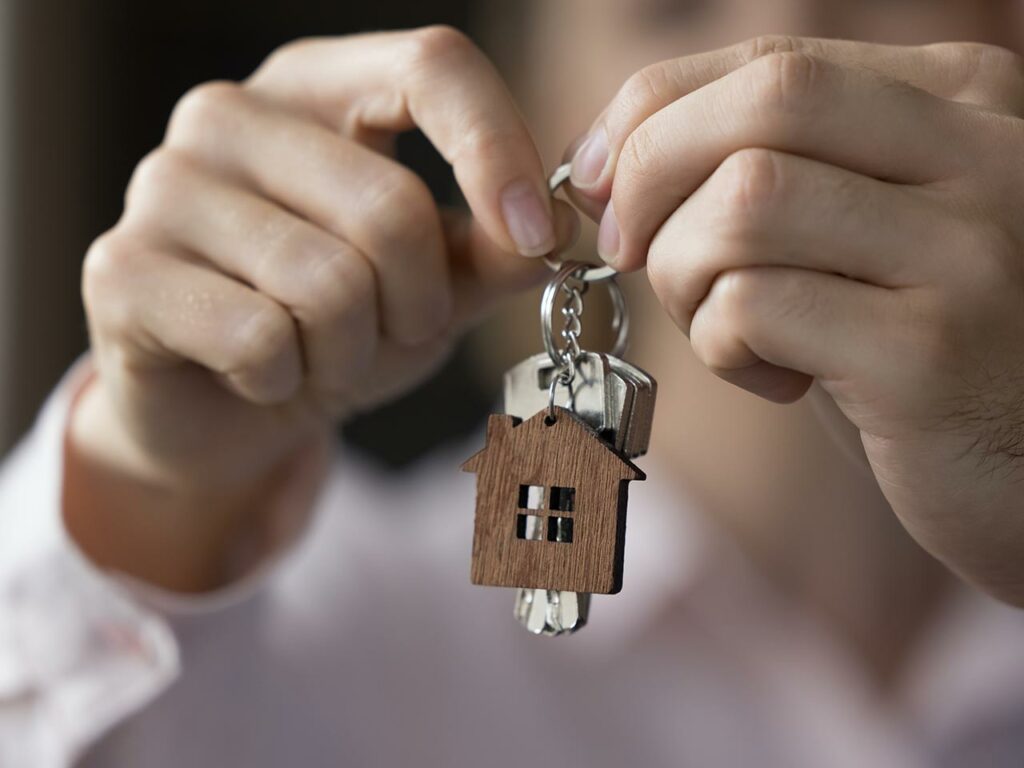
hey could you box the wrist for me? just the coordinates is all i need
[63,376,331,592]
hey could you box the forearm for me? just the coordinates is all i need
[64,380,331,593]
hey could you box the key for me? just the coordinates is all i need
[499,352,656,636]
[607,357,658,458]
[503,352,655,458]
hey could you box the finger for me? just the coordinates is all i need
[603,54,973,271]
[245,27,557,257]
[569,36,1024,195]
[647,149,951,323]
[83,237,302,406]
[164,91,449,346]
[122,150,379,400]
[165,88,579,336]
[685,266,897,404]
[443,199,580,329]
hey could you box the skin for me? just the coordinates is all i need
[66,1,1024,681]
[517,0,1024,679]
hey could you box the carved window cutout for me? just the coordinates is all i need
[518,484,545,510]
[516,513,544,541]
[548,516,574,543]
[549,486,575,513]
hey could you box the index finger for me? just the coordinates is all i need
[246,26,557,258]
[568,35,1023,199]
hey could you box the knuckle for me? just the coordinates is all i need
[125,149,189,213]
[716,268,816,333]
[944,42,1019,79]
[254,37,320,79]
[453,125,518,167]
[168,80,243,136]
[740,34,801,63]
[692,271,759,369]
[713,148,782,222]
[936,42,1024,110]
[230,304,295,377]
[977,46,1024,110]
[82,233,125,304]
[357,171,437,249]
[618,63,677,110]
[748,51,820,114]
[713,269,761,332]
[81,233,134,332]
[404,25,475,70]
[304,247,376,324]
[619,125,668,184]
[252,212,311,265]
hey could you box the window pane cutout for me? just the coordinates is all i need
[550,486,575,512]
[548,517,573,543]
[516,513,544,541]
[518,484,544,510]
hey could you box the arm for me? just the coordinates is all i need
[0,363,179,767]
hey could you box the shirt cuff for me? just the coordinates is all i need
[0,358,178,764]
[0,356,330,764]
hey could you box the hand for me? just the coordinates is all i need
[78,26,574,491]
[569,37,1024,604]
[69,27,574,589]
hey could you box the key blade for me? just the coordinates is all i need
[514,589,590,636]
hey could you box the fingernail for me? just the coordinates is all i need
[570,126,609,189]
[501,179,555,257]
[597,202,620,265]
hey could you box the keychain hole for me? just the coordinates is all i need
[544,414,557,426]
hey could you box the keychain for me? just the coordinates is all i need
[462,164,658,636]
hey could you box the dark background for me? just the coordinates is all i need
[4,0,500,466]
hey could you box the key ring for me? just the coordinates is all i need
[541,260,629,369]
[544,163,618,283]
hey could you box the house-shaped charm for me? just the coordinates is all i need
[461,406,645,595]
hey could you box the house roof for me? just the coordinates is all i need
[461,406,645,482]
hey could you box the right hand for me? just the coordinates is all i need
[77,27,575,494]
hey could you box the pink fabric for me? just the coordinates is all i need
[2,362,1024,767]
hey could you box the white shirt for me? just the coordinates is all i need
[3,363,1024,768]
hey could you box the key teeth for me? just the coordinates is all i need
[514,589,590,636]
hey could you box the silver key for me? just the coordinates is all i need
[503,352,656,636]
[608,357,658,458]
[503,352,655,458]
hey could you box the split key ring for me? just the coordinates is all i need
[543,163,618,283]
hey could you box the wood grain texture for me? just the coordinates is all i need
[462,407,645,594]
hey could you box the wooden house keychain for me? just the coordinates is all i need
[462,164,657,637]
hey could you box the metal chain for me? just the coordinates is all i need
[557,277,588,380]
[545,271,588,422]
[540,260,629,422]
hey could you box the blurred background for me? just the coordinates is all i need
[0,0,514,467]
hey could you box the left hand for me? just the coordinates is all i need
[568,37,1024,604]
